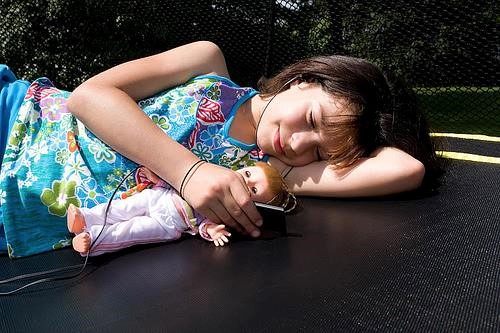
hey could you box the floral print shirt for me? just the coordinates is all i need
[0,74,264,257]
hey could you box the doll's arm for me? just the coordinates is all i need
[200,221,232,247]
[269,146,425,197]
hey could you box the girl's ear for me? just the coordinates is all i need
[290,80,313,90]
[289,79,301,88]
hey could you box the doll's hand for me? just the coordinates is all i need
[182,162,262,237]
[206,224,231,247]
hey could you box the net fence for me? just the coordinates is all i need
[1,0,498,135]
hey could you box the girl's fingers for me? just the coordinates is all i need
[232,172,263,227]
[199,208,223,226]
[209,202,244,234]
[227,175,262,237]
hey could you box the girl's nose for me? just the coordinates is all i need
[290,131,314,154]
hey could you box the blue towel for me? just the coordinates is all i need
[1,65,29,164]
[0,65,29,253]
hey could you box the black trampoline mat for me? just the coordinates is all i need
[1,158,499,332]
[436,135,500,157]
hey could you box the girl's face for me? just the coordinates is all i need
[236,166,274,203]
[256,82,344,166]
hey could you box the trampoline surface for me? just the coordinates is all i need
[1,152,499,332]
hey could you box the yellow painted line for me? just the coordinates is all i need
[437,151,500,164]
[431,133,500,142]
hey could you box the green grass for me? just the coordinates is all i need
[414,87,500,136]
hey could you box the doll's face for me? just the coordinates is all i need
[236,166,275,203]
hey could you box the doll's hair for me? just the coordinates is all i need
[258,55,443,189]
[254,162,297,212]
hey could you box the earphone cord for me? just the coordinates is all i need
[0,166,140,296]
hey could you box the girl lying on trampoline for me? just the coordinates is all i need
[67,163,294,256]
[0,41,441,258]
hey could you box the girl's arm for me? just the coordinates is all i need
[269,147,425,197]
[67,41,262,236]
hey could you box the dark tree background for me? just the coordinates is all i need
[1,0,498,133]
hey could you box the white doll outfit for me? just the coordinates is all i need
[78,183,213,256]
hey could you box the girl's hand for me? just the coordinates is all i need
[182,163,263,237]
[206,224,232,247]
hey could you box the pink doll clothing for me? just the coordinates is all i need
[77,184,214,256]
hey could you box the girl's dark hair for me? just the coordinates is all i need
[258,55,443,190]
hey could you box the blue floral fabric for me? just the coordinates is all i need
[0,74,264,258]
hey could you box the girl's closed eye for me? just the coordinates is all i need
[308,109,315,129]
[309,105,324,161]
[308,110,321,160]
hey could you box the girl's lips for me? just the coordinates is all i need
[273,128,285,155]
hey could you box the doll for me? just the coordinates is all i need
[67,162,296,256]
